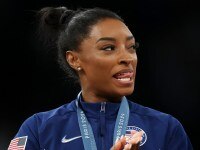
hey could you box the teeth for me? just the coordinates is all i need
[117,78,131,81]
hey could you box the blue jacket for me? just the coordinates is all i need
[12,97,193,150]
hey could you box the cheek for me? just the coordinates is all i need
[92,60,112,73]
[132,54,138,66]
[82,56,114,79]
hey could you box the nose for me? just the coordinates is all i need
[118,50,137,65]
[118,58,134,65]
[117,45,137,65]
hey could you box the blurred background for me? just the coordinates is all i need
[0,0,199,149]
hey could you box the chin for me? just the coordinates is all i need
[116,87,134,97]
[108,88,134,102]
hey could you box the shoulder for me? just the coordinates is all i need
[128,100,193,148]
[128,100,181,127]
[11,100,77,149]
[20,99,77,131]
[36,100,76,120]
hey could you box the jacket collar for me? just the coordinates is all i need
[78,93,121,118]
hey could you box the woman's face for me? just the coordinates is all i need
[77,18,137,101]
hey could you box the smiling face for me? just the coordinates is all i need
[73,18,137,102]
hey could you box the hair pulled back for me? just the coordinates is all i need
[37,6,123,80]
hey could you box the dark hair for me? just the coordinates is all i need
[37,6,123,80]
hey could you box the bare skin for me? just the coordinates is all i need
[66,18,141,149]
[67,18,138,103]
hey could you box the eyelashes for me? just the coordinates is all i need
[101,45,115,51]
[101,42,139,52]
[128,42,139,52]
[132,42,139,49]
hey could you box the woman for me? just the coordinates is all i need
[8,7,193,150]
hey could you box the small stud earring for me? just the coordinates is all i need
[77,67,82,71]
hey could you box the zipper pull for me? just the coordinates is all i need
[100,102,106,113]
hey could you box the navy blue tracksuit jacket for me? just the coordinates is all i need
[10,98,193,150]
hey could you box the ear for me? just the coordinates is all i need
[66,51,81,70]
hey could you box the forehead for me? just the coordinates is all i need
[89,18,133,40]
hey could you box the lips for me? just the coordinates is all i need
[112,69,134,86]
[113,69,134,81]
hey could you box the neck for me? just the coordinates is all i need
[81,91,122,103]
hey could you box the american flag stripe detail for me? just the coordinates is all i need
[8,136,28,150]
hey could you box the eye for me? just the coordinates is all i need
[101,45,115,51]
[128,42,139,51]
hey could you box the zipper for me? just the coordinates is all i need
[100,102,106,113]
[100,102,106,150]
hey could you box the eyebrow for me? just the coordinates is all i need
[96,36,135,43]
[126,36,135,41]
